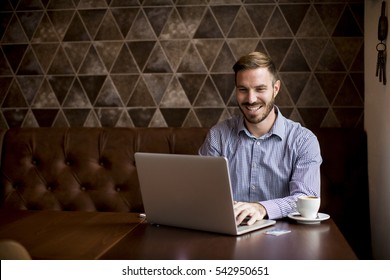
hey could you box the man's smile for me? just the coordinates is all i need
[243,103,263,112]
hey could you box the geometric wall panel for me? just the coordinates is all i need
[0,0,364,129]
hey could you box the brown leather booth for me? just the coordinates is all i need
[0,127,371,259]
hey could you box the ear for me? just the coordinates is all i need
[273,80,281,98]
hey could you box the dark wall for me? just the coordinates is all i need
[0,0,364,129]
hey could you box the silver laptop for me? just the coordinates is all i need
[135,152,276,235]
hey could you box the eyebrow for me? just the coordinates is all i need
[236,84,268,89]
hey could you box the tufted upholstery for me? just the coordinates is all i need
[0,127,208,212]
[0,127,371,259]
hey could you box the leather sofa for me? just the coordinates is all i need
[0,127,371,259]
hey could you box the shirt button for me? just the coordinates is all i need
[256,142,260,145]
[251,185,256,190]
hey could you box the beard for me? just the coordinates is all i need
[239,96,275,124]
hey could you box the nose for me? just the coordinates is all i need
[248,90,257,104]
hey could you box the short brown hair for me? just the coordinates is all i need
[233,52,278,84]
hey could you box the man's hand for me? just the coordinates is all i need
[234,201,267,225]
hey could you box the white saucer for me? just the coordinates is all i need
[288,212,330,224]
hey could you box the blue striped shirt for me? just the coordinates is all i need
[198,107,322,219]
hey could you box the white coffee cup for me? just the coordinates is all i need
[296,196,320,219]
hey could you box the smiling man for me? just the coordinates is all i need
[198,52,322,225]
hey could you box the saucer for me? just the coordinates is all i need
[288,212,330,224]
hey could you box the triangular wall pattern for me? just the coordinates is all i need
[0,0,364,128]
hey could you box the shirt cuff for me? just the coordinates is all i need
[259,200,283,220]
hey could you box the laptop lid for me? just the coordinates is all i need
[135,152,275,235]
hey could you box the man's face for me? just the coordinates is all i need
[235,68,280,125]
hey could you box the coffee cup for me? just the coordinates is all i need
[296,196,320,219]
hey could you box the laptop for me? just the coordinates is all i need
[134,152,276,235]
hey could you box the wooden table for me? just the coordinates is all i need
[0,210,144,260]
[0,210,357,260]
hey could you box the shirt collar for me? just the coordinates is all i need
[237,106,286,140]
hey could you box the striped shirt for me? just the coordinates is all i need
[198,107,322,219]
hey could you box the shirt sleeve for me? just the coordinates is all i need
[260,133,322,219]
[198,127,222,157]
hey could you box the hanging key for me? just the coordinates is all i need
[376,43,387,85]
[382,50,387,85]
[376,1,388,85]
[376,48,384,83]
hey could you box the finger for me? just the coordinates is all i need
[246,214,260,225]
[233,201,244,210]
[236,214,247,225]
[235,208,252,225]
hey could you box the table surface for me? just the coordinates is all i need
[0,210,357,260]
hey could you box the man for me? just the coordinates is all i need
[198,52,322,225]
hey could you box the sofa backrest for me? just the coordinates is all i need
[313,127,371,259]
[0,127,208,212]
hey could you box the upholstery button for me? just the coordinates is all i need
[65,161,70,166]
[116,187,121,192]
[80,186,86,191]
[47,183,55,191]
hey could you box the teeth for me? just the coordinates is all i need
[246,105,261,111]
